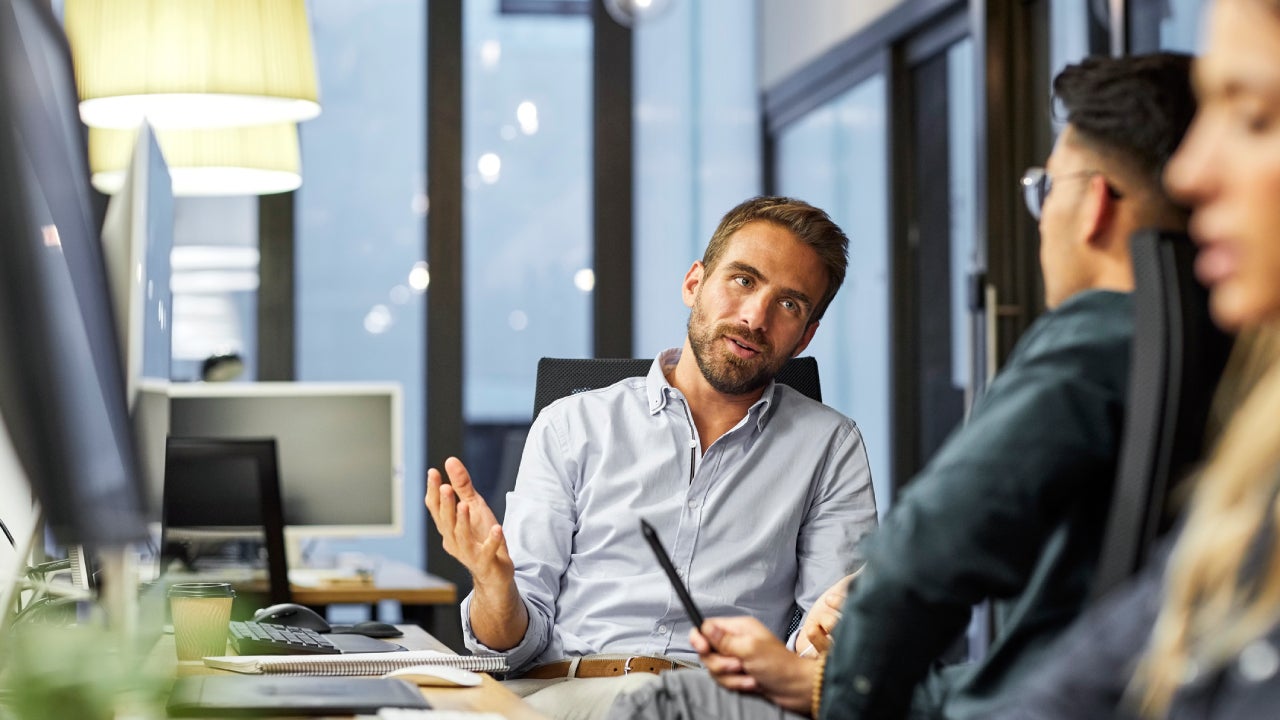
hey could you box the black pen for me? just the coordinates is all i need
[640,518,706,628]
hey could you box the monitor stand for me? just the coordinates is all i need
[97,547,139,653]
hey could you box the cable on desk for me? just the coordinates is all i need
[24,559,71,576]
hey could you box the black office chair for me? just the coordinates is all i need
[1089,229,1234,601]
[527,355,823,637]
[531,355,822,418]
[160,437,292,610]
[503,355,822,515]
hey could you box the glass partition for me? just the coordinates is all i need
[296,0,426,567]
[776,74,891,513]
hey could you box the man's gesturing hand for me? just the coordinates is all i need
[425,457,528,651]
[425,456,514,588]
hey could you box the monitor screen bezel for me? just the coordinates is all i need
[164,382,405,540]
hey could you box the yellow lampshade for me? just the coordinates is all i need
[64,0,321,129]
[90,124,302,196]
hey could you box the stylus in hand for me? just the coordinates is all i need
[640,518,706,628]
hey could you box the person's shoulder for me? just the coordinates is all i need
[1022,290,1133,355]
[771,383,858,429]
[997,291,1133,397]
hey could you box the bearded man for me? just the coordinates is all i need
[426,196,878,720]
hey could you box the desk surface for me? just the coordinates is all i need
[217,557,457,606]
[291,559,457,606]
[388,627,546,719]
[163,625,546,719]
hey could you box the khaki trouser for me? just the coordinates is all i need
[505,674,664,720]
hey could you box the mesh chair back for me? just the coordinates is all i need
[532,356,822,419]
[1090,230,1233,601]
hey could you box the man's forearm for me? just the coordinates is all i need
[468,576,531,651]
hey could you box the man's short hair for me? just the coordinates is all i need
[1053,53,1196,206]
[702,196,849,322]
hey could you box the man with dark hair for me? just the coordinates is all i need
[426,196,878,720]
[609,52,1194,720]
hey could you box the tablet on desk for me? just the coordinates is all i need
[166,676,429,717]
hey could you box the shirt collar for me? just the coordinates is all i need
[645,349,681,414]
[645,348,780,429]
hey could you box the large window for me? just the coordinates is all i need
[775,72,891,512]
[458,1,592,507]
[766,6,979,503]
[1131,0,1209,52]
[633,0,761,355]
[1050,0,1109,79]
[463,3,591,422]
[904,35,978,485]
[296,0,427,568]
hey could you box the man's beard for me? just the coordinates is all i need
[686,305,792,396]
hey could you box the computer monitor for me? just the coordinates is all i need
[161,437,291,608]
[99,122,174,505]
[165,383,404,540]
[0,0,152,641]
[0,0,148,548]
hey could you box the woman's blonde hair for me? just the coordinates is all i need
[1135,325,1280,714]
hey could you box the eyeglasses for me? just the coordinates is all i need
[1020,167,1123,220]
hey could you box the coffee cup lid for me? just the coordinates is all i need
[167,582,236,598]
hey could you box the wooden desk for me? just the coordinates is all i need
[288,559,457,606]
[213,558,458,638]
[391,627,547,719]
[291,560,459,644]
[162,625,547,719]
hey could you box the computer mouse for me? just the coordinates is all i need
[329,620,404,638]
[251,603,333,633]
[381,665,483,687]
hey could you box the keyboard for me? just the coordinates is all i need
[228,620,341,655]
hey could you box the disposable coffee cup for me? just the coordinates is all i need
[168,582,235,661]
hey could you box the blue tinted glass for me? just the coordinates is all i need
[948,39,977,393]
[1158,0,1208,52]
[464,2,591,421]
[296,0,426,568]
[1050,0,1094,84]
[776,74,890,516]
[633,0,761,355]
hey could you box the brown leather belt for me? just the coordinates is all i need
[521,655,689,680]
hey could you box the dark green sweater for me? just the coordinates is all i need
[822,290,1134,720]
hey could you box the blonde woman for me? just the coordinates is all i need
[999,0,1280,717]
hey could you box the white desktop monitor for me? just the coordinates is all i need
[101,121,173,411]
[99,121,173,507]
[164,383,404,540]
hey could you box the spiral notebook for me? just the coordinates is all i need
[204,650,508,676]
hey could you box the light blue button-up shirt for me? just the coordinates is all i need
[462,349,877,672]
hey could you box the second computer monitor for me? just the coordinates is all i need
[165,383,403,539]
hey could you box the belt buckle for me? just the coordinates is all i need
[622,656,637,675]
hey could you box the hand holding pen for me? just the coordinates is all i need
[693,617,824,715]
